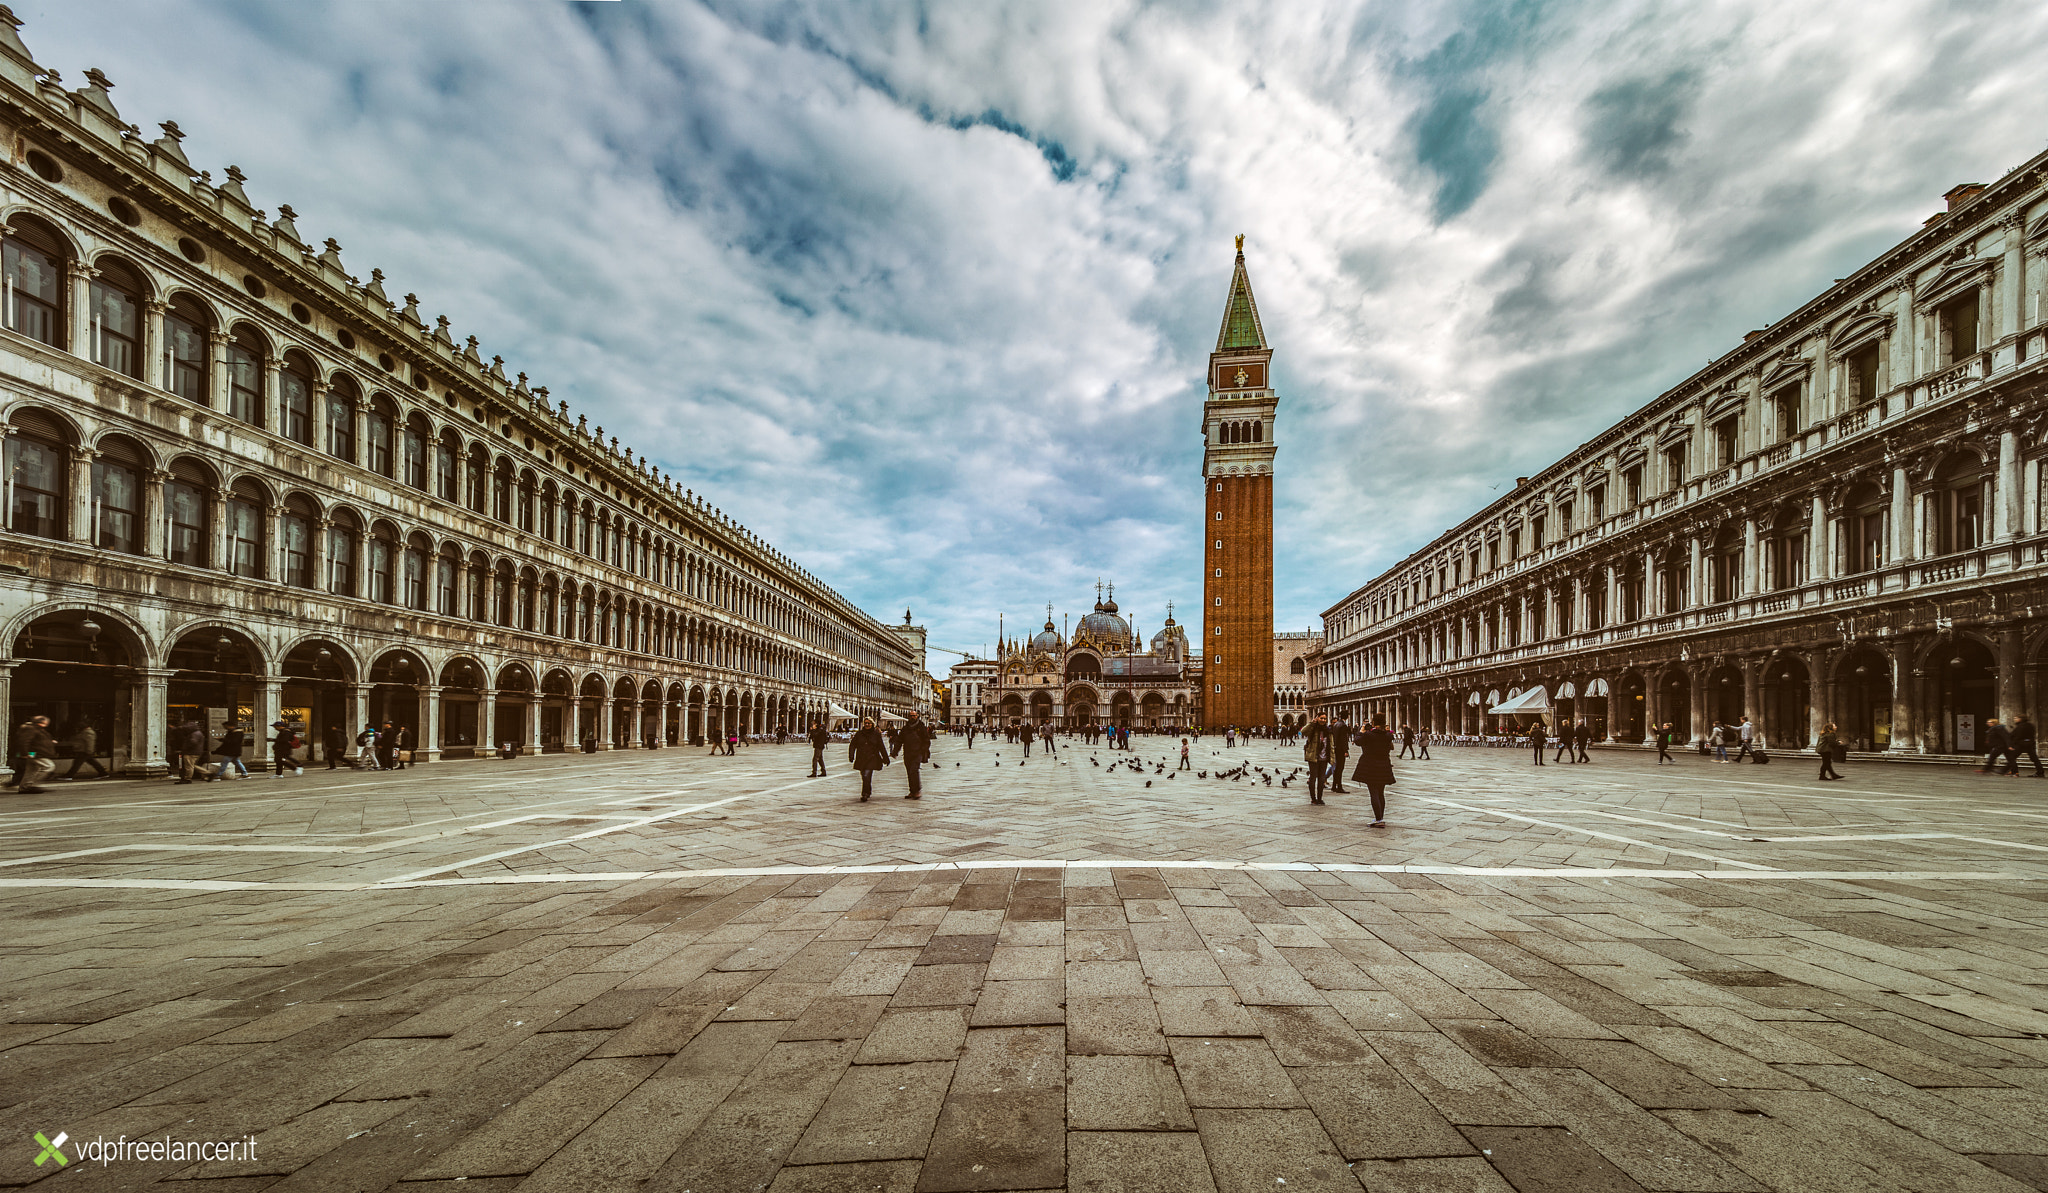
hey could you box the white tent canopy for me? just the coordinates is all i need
[879,710,907,723]
[826,702,857,723]
[1488,686,1551,716]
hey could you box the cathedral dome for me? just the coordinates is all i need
[1030,618,1061,653]
[1077,608,1130,648]
[1150,608,1188,660]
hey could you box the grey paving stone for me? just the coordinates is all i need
[920,1026,1065,1192]
[767,1159,923,1192]
[641,1039,862,1193]
[1289,1059,1475,1160]
[1500,1066,1765,1191]
[1152,987,1263,1037]
[970,979,1067,1027]
[1365,1032,1555,1126]
[858,1008,972,1064]
[789,1059,956,1164]
[1067,1054,1196,1131]
[1167,1038,1303,1108]
[1349,1156,1517,1192]
[1459,1126,1651,1193]
[1068,996,1168,1056]
[1191,1108,1360,1193]
[1066,1130,1217,1193]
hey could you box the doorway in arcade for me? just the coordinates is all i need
[166,626,261,771]
[10,611,136,774]
[279,639,357,764]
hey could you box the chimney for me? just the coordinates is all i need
[1743,330,1764,342]
[1944,183,1986,212]
[1515,477,1529,487]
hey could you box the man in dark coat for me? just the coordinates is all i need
[323,724,353,770]
[2013,716,2043,778]
[1303,714,1332,804]
[212,722,248,780]
[1327,718,1350,793]
[807,719,831,777]
[1982,718,2014,775]
[848,718,888,801]
[15,715,56,793]
[899,711,934,799]
[1529,720,1547,765]
[171,717,208,784]
[1575,719,1593,763]
[1350,718,1396,825]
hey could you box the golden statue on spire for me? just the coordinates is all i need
[1234,233,1244,253]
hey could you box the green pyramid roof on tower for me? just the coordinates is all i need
[1215,245,1267,351]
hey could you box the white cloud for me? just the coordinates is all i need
[21,0,2048,656]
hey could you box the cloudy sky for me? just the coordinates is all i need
[23,1,2048,662]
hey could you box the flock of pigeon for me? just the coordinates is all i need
[955,748,1307,791]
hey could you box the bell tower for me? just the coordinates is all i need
[1201,236,1276,728]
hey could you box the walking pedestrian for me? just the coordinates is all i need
[1399,724,1416,759]
[1351,717,1396,826]
[355,726,382,770]
[211,722,248,780]
[1981,718,2014,775]
[59,723,109,780]
[899,710,933,800]
[169,716,207,784]
[1416,728,1432,760]
[849,717,887,801]
[14,715,56,794]
[807,719,831,776]
[1552,723,1573,764]
[1656,722,1675,765]
[1817,722,1844,781]
[323,724,353,770]
[2013,715,2044,777]
[1304,713,1331,804]
[270,721,303,777]
[1529,720,1547,766]
[1734,717,1755,763]
[1573,719,1591,763]
[1179,737,1191,769]
[1328,718,1350,793]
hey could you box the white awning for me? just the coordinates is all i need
[1467,691,1483,706]
[1558,681,1578,699]
[1586,678,1610,697]
[826,702,856,722]
[879,710,907,723]
[1486,689,1501,704]
[1488,686,1551,715]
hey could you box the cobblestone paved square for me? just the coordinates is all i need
[5,738,2048,1191]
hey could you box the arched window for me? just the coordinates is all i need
[164,295,210,404]
[279,354,315,446]
[327,510,360,597]
[1252,420,1263,443]
[3,215,66,347]
[516,471,536,532]
[165,459,213,567]
[89,257,145,378]
[324,376,358,463]
[468,552,489,620]
[435,545,461,614]
[578,502,593,554]
[7,411,70,540]
[226,330,265,426]
[490,460,511,523]
[368,525,396,603]
[1290,657,1305,675]
[540,481,558,540]
[401,414,428,489]
[227,481,267,579]
[435,431,460,500]
[464,445,488,513]
[540,577,558,636]
[517,567,536,631]
[365,397,395,478]
[560,491,576,547]
[402,533,430,609]
[280,496,317,588]
[91,437,146,554]
[492,562,513,627]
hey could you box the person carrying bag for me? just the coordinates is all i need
[1351,718,1397,826]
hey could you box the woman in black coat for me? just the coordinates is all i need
[849,718,889,801]
[1351,718,1397,825]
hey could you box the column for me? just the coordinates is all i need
[142,470,169,558]
[1688,536,1705,609]
[263,358,284,433]
[264,505,283,582]
[1809,650,1832,751]
[0,661,13,734]
[68,446,94,546]
[1742,658,1761,725]
[1890,642,1915,754]
[1894,283,1917,385]
[351,683,372,738]
[208,486,229,574]
[2003,215,2026,341]
[207,331,231,411]
[419,684,442,763]
[143,300,167,391]
[127,668,173,778]
[1742,519,1760,597]
[531,691,547,753]
[1604,677,1622,743]
[256,676,284,755]
[1997,628,2023,725]
[1891,466,1912,565]
[597,696,614,750]
[478,687,496,753]
[66,260,95,363]
[1810,496,1830,581]
[1996,429,2021,545]
[1689,669,1708,744]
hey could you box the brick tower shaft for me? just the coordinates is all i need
[1200,238,1277,728]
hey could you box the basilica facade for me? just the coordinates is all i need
[983,588,1197,730]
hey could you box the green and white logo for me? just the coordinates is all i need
[32,1131,68,1167]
